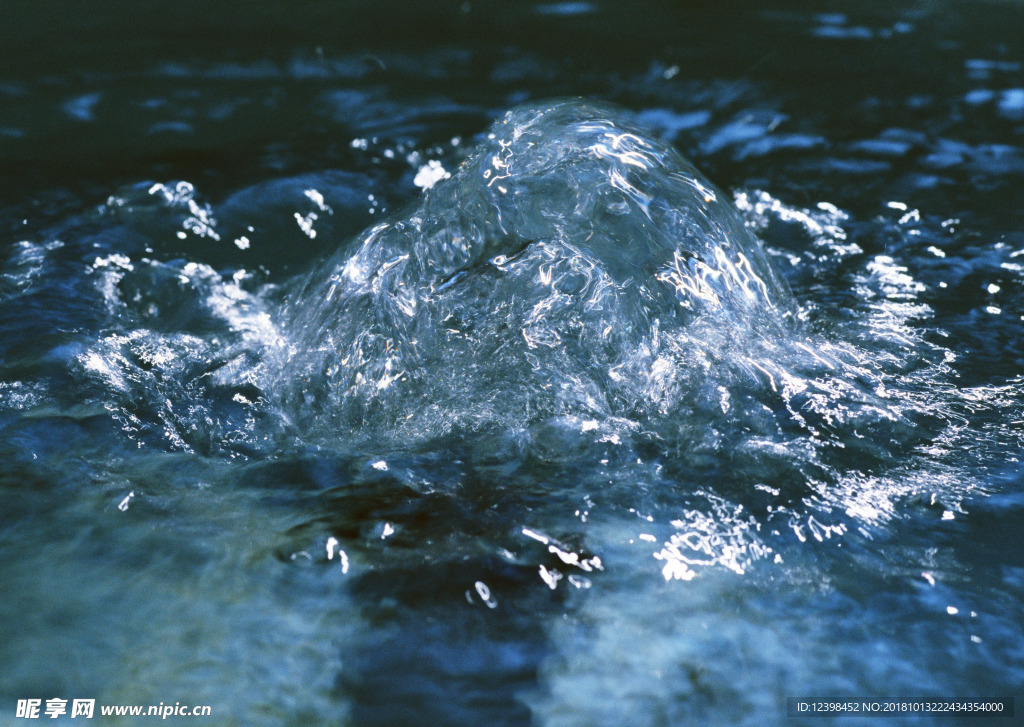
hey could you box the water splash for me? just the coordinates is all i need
[52,99,996,551]
[277,100,802,451]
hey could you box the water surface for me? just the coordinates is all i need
[2,2,1024,725]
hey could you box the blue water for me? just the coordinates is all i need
[2,2,1024,725]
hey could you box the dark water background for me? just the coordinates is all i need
[3,1,1024,725]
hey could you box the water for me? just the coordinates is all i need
[2,1,1024,725]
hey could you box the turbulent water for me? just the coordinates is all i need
[3,2,1024,725]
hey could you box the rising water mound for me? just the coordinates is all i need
[278,100,809,455]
